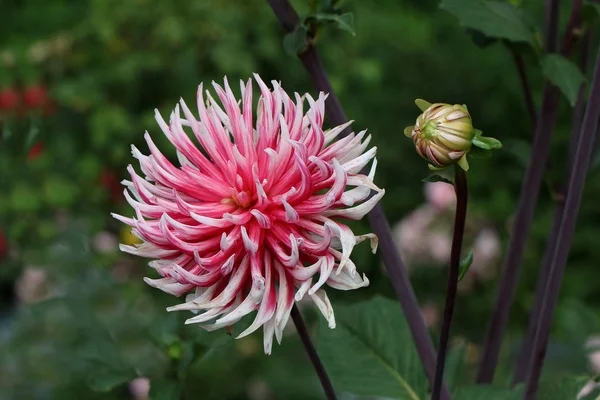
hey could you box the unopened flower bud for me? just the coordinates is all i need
[405,100,474,170]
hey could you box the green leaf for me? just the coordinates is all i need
[472,136,502,150]
[541,54,586,107]
[458,250,474,281]
[0,119,13,141]
[177,342,195,379]
[440,0,534,42]
[25,122,40,150]
[283,24,309,56]
[584,1,600,18]
[149,380,181,400]
[445,342,467,392]
[10,183,41,213]
[43,177,79,207]
[87,368,135,392]
[454,385,522,400]
[537,376,591,400]
[315,12,356,36]
[149,313,179,347]
[317,296,428,399]
[503,139,531,168]
[422,174,453,185]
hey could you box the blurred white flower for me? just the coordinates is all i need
[0,51,15,67]
[577,380,600,399]
[586,335,600,373]
[15,267,50,304]
[51,33,72,56]
[28,41,50,63]
[470,228,501,281]
[247,378,270,400]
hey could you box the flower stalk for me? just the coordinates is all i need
[507,45,536,127]
[291,305,337,400]
[432,165,468,400]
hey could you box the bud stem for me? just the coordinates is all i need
[432,165,468,400]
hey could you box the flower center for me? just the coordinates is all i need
[232,190,253,209]
[421,120,438,140]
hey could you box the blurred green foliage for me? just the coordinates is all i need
[1,0,600,398]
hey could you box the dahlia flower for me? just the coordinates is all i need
[113,74,384,354]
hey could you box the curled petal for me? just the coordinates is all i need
[143,277,193,297]
[327,269,370,291]
[310,289,335,329]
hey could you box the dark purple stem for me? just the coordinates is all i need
[509,47,537,127]
[544,0,561,53]
[524,44,600,399]
[512,1,589,382]
[476,85,561,384]
[291,305,337,400]
[513,31,591,385]
[560,0,583,58]
[265,1,450,398]
[476,0,562,383]
[432,166,468,400]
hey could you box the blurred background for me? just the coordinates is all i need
[1,0,599,398]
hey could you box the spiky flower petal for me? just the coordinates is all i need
[113,74,383,354]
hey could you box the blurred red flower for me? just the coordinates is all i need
[0,88,20,111]
[0,230,6,260]
[27,142,44,161]
[23,85,48,110]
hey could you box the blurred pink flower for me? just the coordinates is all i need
[92,231,118,254]
[393,205,452,268]
[429,232,452,264]
[420,302,440,329]
[424,181,455,211]
[129,377,150,400]
[113,75,383,353]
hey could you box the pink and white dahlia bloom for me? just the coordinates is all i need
[113,74,384,353]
